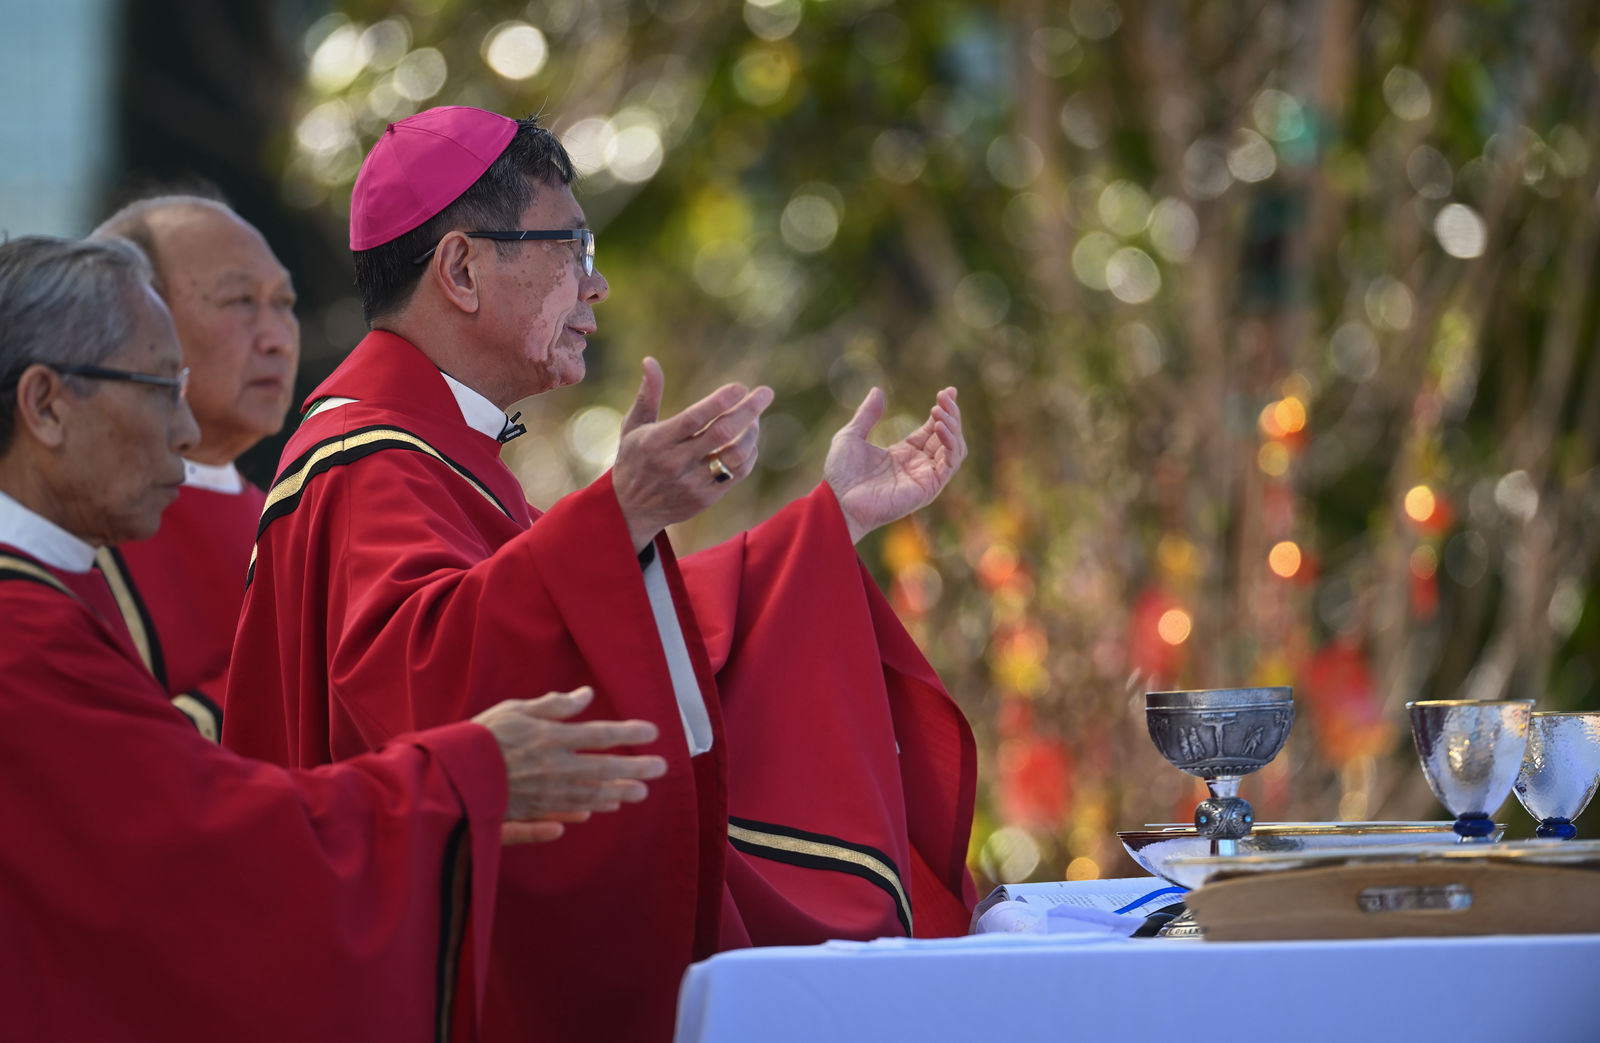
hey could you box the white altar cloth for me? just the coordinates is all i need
[676,925,1598,1042]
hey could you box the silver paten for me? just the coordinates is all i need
[1513,711,1600,839]
[1146,687,1294,841]
[1118,821,1475,890]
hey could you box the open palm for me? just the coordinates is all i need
[824,386,966,544]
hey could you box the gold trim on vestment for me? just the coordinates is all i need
[93,546,156,676]
[262,427,506,519]
[727,821,913,934]
[0,553,73,596]
[171,693,220,742]
[248,426,513,581]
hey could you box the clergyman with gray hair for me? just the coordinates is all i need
[0,234,669,1040]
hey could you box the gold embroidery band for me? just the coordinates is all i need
[247,424,512,586]
[93,545,163,683]
[728,816,912,935]
[172,691,222,743]
[0,553,73,597]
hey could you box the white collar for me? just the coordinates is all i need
[439,371,511,439]
[301,371,512,440]
[0,488,96,572]
[182,459,244,494]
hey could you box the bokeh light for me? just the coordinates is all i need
[981,826,1043,883]
[1149,198,1198,261]
[1403,484,1437,524]
[1383,66,1432,120]
[780,186,842,253]
[1157,608,1192,646]
[1227,128,1277,183]
[1268,541,1302,578]
[483,22,548,81]
[1258,441,1291,476]
[1434,203,1487,259]
[732,45,793,106]
[392,48,447,101]
[565,406,622,470]
[744,0,803,42]
[1106,247,1160,303]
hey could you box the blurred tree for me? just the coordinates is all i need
[275,0,1600,887]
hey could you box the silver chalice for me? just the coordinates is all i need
[1146,688,1295,842]
[1407,699,1532,841]
[1513,711,1600,840]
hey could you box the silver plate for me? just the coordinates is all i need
[1118,821,1476,891]
[1165,837,1600,888]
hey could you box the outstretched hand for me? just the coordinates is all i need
[823,387,966,544]
[611,357,774,551]
[472,686,668,845]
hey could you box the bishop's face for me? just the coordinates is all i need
[474,180,609,404]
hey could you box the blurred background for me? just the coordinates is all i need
[6,0,1600,889]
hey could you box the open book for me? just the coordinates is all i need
[971,877,1186,935]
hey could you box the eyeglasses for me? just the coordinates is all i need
[59,364,190,406]
[411,229,596,275]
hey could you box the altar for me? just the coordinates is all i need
[675,922,1598,1043]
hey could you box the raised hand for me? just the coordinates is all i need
[823,386,966,544]
[471,686,668,845]
[611,357,774,550]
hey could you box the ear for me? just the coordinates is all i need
[428,231,481,315]
[12,364,72,449]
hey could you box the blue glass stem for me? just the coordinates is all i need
[1536,817,1577,840]
[1453,812,1495,840]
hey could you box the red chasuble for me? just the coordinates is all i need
[223,331,977,1042]
[0,543,506,1043]
[97,480,266,738]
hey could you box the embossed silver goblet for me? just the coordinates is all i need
[1146,688,1294,842]
[1513,711,1600,840]
[1407,699,1533,841]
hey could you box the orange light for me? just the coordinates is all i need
[1157,608,1192,646]
[1258,402,1285,439]
[1268,540,1302,578]
[1065,856,1101,881]
[1273,396,1307,435]
[977,543,1019,589]
[1404,484,1436,524]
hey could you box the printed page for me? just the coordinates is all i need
[974,877,1185,921]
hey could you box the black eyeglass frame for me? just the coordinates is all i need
[411,229,595,274]
[58,364,191,405]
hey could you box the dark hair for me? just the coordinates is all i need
[353,116,576,323]
[0,236,154,454]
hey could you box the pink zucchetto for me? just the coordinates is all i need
[348,106,518,251]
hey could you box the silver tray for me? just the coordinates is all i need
[1118,821,1479,891]
[1166,837,1600,888]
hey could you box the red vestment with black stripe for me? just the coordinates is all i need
[222,331,977,1042]
[110,479,265,710]
[0,543,506,1041]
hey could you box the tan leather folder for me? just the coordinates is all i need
[1184,860,1600,940]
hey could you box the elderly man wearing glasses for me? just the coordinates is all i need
[83,196,298,739]
[222,106,978,1042]
[0,234,670,1041]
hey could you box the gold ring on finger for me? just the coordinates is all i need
[708,454,733,484]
